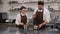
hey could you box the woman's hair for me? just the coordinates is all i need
[20,6,26,10]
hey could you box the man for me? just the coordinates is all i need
[33,1,50,30]
[15,6,28,29]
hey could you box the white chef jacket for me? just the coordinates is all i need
[15,13,28,25]
[33,8,51,23]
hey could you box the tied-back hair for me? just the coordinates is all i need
[20,6,26,10]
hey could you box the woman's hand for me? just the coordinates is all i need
[19,23,24,25]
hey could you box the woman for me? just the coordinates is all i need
[15,6,28,29]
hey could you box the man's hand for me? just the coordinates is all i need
[39,21,49,28]
[33,15,36,18]
[39,24,43,28]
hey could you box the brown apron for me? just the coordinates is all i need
[21,14,27,25]
[33,10,45,29]
[17,14,27,29]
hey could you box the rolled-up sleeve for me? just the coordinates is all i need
[15,14,21,25]
[33,9,37,15]
[45,10,51,23]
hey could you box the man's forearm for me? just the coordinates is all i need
[40,21,49,26]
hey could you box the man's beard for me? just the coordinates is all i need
[39,8,43,10]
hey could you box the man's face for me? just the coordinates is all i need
[21,8,27,14]
[38,5,44,10]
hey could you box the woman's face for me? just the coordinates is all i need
[21,8,27,14]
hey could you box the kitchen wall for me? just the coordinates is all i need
[0,0,60,20]
[1,0,38,19]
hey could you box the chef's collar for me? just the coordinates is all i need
[38,9,43,12]
[21,12,26,16]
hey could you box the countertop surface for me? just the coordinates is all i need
[0,27,60,34]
